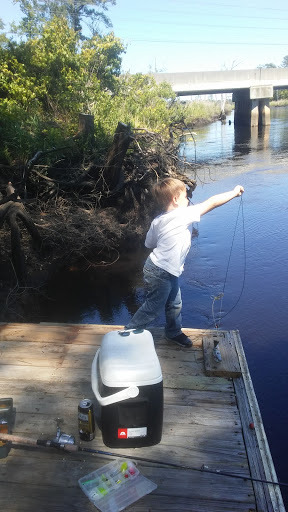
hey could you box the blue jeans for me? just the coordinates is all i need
[126,256,182,338]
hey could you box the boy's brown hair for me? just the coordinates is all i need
[152,178,186,211]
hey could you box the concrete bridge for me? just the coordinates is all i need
[152,68,288,127]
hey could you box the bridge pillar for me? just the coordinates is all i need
[233,86,273,127]
[233,90,258,126]
[258,99,271,126]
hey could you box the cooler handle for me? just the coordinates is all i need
[91,349,139,407]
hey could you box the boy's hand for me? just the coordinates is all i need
[234,185,244,197]
[199,185,245,216]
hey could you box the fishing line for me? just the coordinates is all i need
[182,123,247,327]
[211,194,246,328]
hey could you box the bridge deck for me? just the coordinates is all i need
[152,68,288,95]
[0,323,285,512]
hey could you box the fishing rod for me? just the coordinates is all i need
[1,432,288,489]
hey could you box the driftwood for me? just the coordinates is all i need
[15,121,131,202]
[102,122,132,194]
[22,114,95,190]
[23,147,71,191]
[78,113,95,137]
[0,192,42,286]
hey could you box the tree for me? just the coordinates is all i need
[0,18,9,47]
[257,63,277,68]
[281,55,288,68]
[0,16,125,163]
[14,0,116,38]
[4,17,124,109]
[80,32,124,94]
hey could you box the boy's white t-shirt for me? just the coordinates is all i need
[145,204,201,277]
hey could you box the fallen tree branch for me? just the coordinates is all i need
[101,122,132,194]
[0,201,42,286]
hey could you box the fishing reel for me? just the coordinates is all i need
[52,427,75,445]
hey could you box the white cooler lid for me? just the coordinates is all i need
[99,329,162,387]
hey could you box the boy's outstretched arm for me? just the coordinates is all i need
[198,185,244,216]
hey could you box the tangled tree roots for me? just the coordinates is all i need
[0,123,197,298]
[0,199,42,286]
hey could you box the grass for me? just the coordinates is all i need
[270,99,288,107]
[180,100,233,126]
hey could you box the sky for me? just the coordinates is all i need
[2,0,288,74]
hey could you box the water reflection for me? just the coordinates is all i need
[182,107,288,167]
[234,124,271,155]
[179,117,235,165]
[233,126,252,156]
[270,108,288,151]
[38,252,146,325]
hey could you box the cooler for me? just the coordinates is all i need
[91,329,163,448]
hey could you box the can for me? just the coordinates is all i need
[78,399,95,441]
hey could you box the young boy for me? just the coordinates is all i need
[125,178,244,347]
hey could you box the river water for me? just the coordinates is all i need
[40,107,288,504]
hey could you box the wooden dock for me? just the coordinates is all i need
[0,323,285,512]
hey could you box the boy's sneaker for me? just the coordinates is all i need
[166,333,192,348]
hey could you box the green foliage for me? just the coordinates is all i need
[81,32,124,93]
[0,17,126,163]
[0,50,39,107]
[257,62,277,68]
[14,0,116,38]
[22,18,81,114]
[176,100,224,125]
[281,55,288,68]
[271,98,288,106]
[0,14,226,165]
[88,73,224,138]
[0,17,10,47]
[102,74,176,132]
[277,90,288,101]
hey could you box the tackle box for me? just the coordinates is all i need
[78,458,157,512]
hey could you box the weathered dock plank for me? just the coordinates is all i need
[232,330,285,512]
[203,331,242,377]
[0,323,285,512]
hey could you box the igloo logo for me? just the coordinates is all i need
[118,428,128,439]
